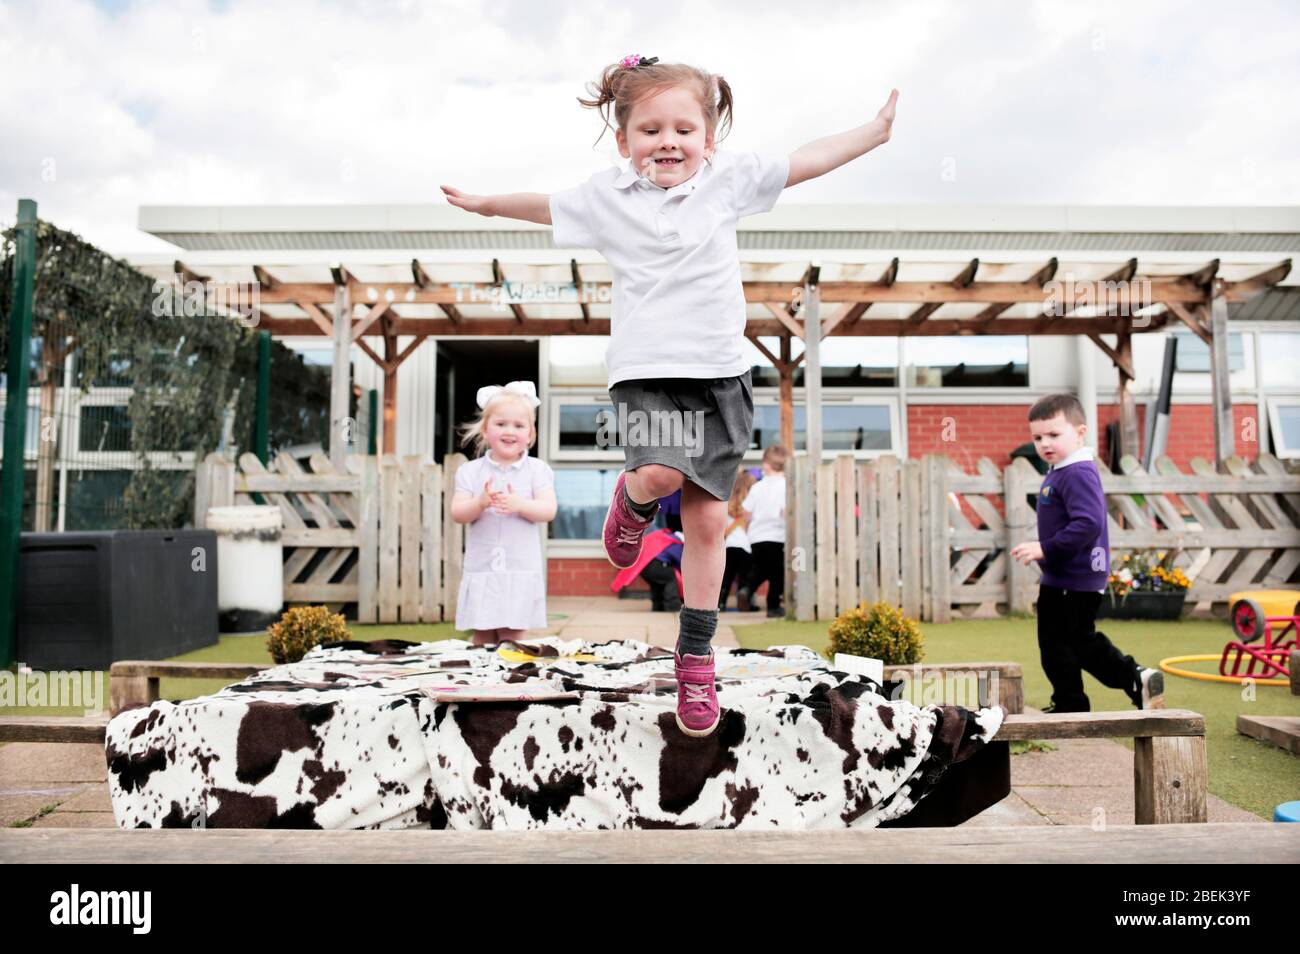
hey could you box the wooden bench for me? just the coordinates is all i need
[109,661,270,715]
[1000,709,1206,824]
[2,823,1295,864]
[882,661,1023,714]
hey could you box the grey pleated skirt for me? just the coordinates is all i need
[607,371,754,501]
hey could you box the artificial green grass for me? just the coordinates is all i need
[7,612,1296,820]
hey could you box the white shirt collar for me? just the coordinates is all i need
[1050,446,1094,471]
[612,157,710,196]
[485,449,527,470]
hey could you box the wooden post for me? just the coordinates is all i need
[358,454,378,623]
[835,454,857,618]
[443,454,466,622]
[901,459,921,620]
[1207,289,1233,465]
[330,280,352,469]
[793,453,816,621]
[420,461,441,623]
[1116,331,1140,461]
[378,455,399,622]
[779,335,795,454]
[924,455,952,623]
[194,453,215,529]
[399,455,421,622]
[382,319,399,456]
[209,455,236,513]
[1134,735,1208,824]
[858,460,878,607]
[877,455,900,608]
[803,280,822,464]
[109,675,157,715]
[815,458,835,619]
[1005,459,1033,614]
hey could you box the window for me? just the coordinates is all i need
[1172,330,1245,373]
[750,398,897,456]
[904,336,1028,387]
[1259,333,1300,388]
[548,393,623,461]
[1268,399,1300,459]
[550,466,623,541]
[79,404,132,453]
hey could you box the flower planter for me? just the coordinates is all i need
[1096,590,1187,621]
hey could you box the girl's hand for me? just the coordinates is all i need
[489,483,524,516]
[1009,541,1044,565]
[441,185,494,217]
[476,479,496,513]
[876,88,899,141]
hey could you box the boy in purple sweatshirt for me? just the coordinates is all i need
[1010,394,1165,712]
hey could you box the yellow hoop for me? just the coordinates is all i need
[1159,654,1290,687]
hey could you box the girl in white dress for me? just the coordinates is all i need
[450,381,557,646]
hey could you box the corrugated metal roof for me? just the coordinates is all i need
[138,202,1300,255]
[1232,285,1300,321]
[146,228,1300,253]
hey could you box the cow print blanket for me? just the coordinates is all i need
[104,637,1005,830]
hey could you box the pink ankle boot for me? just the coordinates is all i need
[674,650,720,737]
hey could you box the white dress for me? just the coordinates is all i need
[454,450,555,632]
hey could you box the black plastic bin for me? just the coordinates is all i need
[16,530,219,671]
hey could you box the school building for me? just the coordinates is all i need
[129,201,1300,595]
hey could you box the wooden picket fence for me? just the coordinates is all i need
[788,452,1300,622]
[195,451,473,623]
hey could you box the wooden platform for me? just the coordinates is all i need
[1237,715,1300,755]
[2,823,1295,864]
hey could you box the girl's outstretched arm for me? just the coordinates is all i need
[440,186,552,225]
[785,88,898,189]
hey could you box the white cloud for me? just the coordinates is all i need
[1,0,1296,254]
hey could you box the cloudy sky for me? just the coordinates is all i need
[2,0,1297,255]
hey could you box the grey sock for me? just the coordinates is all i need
[676,606,718,657]
[623,482,658,518]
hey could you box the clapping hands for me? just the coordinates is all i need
[478,479,523,516]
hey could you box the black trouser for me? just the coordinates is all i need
[741,541,785,611]
[1036,585,1140,712]
[718,546,753,609]
[640,559,681,612]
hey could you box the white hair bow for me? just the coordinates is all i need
[476,380,541,410]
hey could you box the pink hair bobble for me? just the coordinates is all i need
[620,54,659,69]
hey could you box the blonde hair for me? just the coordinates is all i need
[762,444,789,473]
[576,59,736,149]
[726,467,757,521]
[456,393,538,459]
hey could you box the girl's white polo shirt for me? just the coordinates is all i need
[549,149,789,390]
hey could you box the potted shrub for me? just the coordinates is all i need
[265,605,350,664]
[1097,550,1189,621]
[826,600,925,665]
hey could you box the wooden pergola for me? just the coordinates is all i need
[175,255,1292,466]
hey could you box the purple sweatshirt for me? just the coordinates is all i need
[1035,449,1110,591]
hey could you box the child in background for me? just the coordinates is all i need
[1010,393,1164,712]
[442,55,897,735]
[736,445,789,618]
[718,467,756,611]
[449,382,557,647]
[642,529,685,612]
